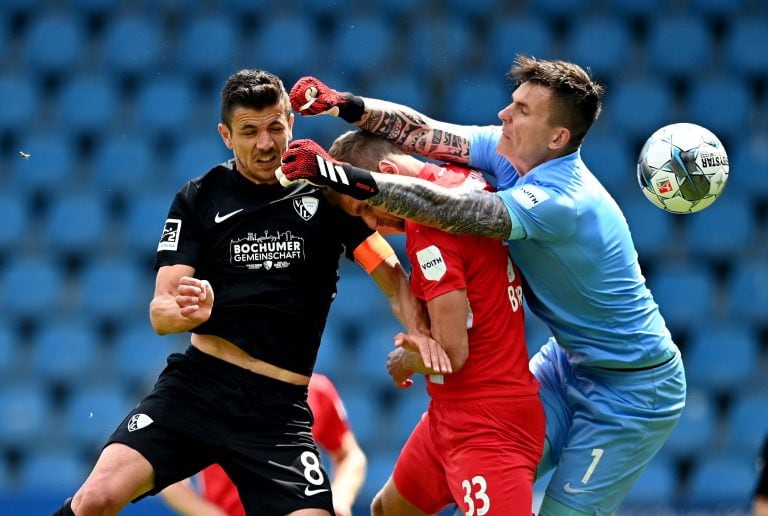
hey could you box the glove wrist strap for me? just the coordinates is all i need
[338,95,365,123]
[315,155,379,199]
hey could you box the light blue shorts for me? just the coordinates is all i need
[530,338,686,514]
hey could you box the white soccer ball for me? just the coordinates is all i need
[636,122,729,214]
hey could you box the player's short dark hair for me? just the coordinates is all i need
[329,130,406,170]
[509,54,604,150]
[220,69,291,127]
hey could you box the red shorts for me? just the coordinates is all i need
[393,395,544,515]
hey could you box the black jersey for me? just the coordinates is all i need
[154,160,374,375]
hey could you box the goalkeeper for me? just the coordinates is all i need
[278,55,686,515]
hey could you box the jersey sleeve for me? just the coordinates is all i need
[308,374,350,453]
[335,208,377,262]
[467,125,514,186]
[407,224,467,302]
[496,184,578,241]
[154,182,204,270]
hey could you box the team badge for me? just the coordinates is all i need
[293,196,319,221]
[127,413,154,432]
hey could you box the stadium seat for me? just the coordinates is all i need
[30,318,101,385]
[57,75,119,133]
[621,198,680,261]
[0,194,28,252]
[605,78,676,141]
[387,380,430,448]
[331,270,393,329]
[169,134,231,186]
[122,192,173,256]
[722,393,768,461]
[78,259,151,322]
[645,16,713,79]
[22,12,85,75]
[337,389,380,451]
[134,77,195,135]
[662,389,716,461]
[622,456,678,507]
[725,260,768,325]
[442,74,508,125]
[726,139,768,203]
[0,382,51,449]
[63,383,136,451]
[249,14,320,80]
[17,450,89,492]
[685,455,756,507]
[486,16,554,76]
[176,14,237,77]
[0,325,16,378]
[683,197,754,263]
[43,193,110,257]
[0,74,38,131]
[609,0,673,19]
[330,16,395,78]
[9,133,77,195]
[684,323,758,394]
[691,0,748,16]
[563,17,634,80]
[724,18,768,78]
[0,258,64,320]
[352,318,405,389]
[368,74,430,114]
[646,263,716,330]
[101,14,163,75]
[112,322,183,388]
[683,78,752,146]
[357,450,396,508]
[580,133,637,202]
[407,16,474,77]
[90,133,155,197]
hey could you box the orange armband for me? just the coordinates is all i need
[353,232,396,274]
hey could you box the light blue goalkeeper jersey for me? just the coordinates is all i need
[469,126,676,368]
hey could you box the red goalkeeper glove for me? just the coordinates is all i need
[289,76,365,123]
[278,139,379,200]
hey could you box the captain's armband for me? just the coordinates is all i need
[353,232,396,274]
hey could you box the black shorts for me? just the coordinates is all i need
[107,345,334,515]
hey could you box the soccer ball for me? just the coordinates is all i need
[637,123,729,214]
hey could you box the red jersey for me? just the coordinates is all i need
[199,374,350,515]
[406,163,539,400]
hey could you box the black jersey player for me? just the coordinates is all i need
[54,70,449,516]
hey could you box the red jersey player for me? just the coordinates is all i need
[161,373,366,516]
[326,131,545,515]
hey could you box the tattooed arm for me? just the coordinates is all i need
[366,173,513,240]
[356,98,474,165]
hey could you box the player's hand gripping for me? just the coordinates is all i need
[289,76,364,122]
[277,139,379,200]
[175,276,214,325]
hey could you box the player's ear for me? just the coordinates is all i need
[378,159,399,175]
[218,123,233,149]
[550,126,571,151]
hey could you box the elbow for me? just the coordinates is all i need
[449,346,469,372]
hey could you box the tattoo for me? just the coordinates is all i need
[368,176,512,240]
[359,99,470,164]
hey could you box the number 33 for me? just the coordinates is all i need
[461,475,490,516]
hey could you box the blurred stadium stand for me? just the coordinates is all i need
[1,1,767,514]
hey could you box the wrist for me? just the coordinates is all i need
[339,163,379,200]
[338,95,364,123]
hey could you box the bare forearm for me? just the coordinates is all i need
[149,295,200,335]
[357,98,470,164]
[367,174,512,239]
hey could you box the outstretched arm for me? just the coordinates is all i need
[290,76,472,165]
[279,140,514,240]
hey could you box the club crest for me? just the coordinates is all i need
[293,196,319,221]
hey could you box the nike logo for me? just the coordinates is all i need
[214,209,243,223]
[304,486,329,496]
[563,482,594,494]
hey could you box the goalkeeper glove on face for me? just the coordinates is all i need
[278,139,379,200]
[289,76,365,123]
